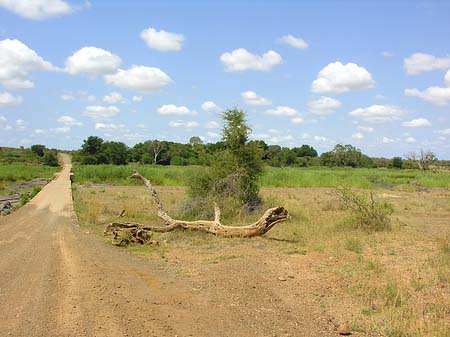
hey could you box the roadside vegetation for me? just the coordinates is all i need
[72,164,450,189]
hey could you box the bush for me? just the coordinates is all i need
[336,188,393,232]
[43,152,59,166]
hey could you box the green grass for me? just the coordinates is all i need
[72,164,450,189]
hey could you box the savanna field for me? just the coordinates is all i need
[69,163,450,336]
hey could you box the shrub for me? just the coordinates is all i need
[43,152,59,166]
[336,188,393,232]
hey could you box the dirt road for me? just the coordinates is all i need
[0,155,337,337]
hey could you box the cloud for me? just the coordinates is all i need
[53,126,70,134]
[436,128,450,136]
[307,96,341,115]
[82,105,119,119]
[205,121,220,129]
[0,39,56,88]
[352,132,364,139]
[349,105,407,123]
[278,34,308,49]
[291,117,304,124]
[61,93,75,101]
[206,131,220,138]
[266,106,299,117]
[241,91,272,106]
[405,87,450,106]
[404,53,450,75]
[445,69,450,86]
[381,51,394,57]
[103,91,126,104]
[157,104,196,116]
[311,61,375,94]
[95,122,128,132]
[0,0,80,20]
[266,106,303,124]
[402,118,431,128]
[357,126,374,133]
[382,137,395,143]
[405,136,416,143]
[168,120,199,128]
[104,65,172,93]
[0,91,22,105]
[132,95,143,102]
[220,48,282,72]
[65,46,121,76]
[201,101,221,113]
[87,95,96,102]
[57,115,82,126]
[140,27,184,52]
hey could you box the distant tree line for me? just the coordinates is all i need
[71,135,438,170]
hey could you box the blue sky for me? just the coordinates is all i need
[0,0,449,158]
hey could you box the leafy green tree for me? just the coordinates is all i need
[31,144,46,157]
[102,141,129,165]
[81,136,104,156]
[294,144,318,157]
[188,108,263,208]
[391,157,403,169]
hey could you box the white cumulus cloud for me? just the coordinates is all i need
[402,118,431,128]
[0,91,22,105]
[65,46,121,76]
[436,128,450,136]
[382,137,395,143]
[82,105,119,119]
[132,95,143,102]
[220,48,283,72]
[104,66,172,93]
[307,96,341,115]
[103,91,126,104]
[278,34,308,49]
[446,69,450,86]
[405,87,450,106]
[349,105,407,123]
[0,0,79,20]
[61,93,75,101]
[352,132,364,139]
[205,121,220,129]
[201,101,221,113]
[157,104,196,116]
[266,106,299,117]
[168,120,199,128]
[241,91,272,106]
[357,126,374,133]
[0,39,56,89]
[311,61,375,94]
[140,27,184,52]
[57,115,82,126]
[405,136,416,143]
[404,53,450,75]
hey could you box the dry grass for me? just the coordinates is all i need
[73,184,450,336]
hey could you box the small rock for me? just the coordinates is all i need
[338,324,351,335]
[277,276,287,281]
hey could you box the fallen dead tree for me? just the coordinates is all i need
[104,172,289,245]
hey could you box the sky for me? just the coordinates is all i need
[0,0,450,158]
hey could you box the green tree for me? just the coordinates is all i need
[391,157,403,169]
[102,141,129,165]
[81,136,104,156]
[31,144,46,157]
[188,108,263,209]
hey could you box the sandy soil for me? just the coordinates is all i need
[0,154,341,337]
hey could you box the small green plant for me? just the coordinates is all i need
[336,188,393,232]
[20,194,29,205]
[345,237,363,253]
